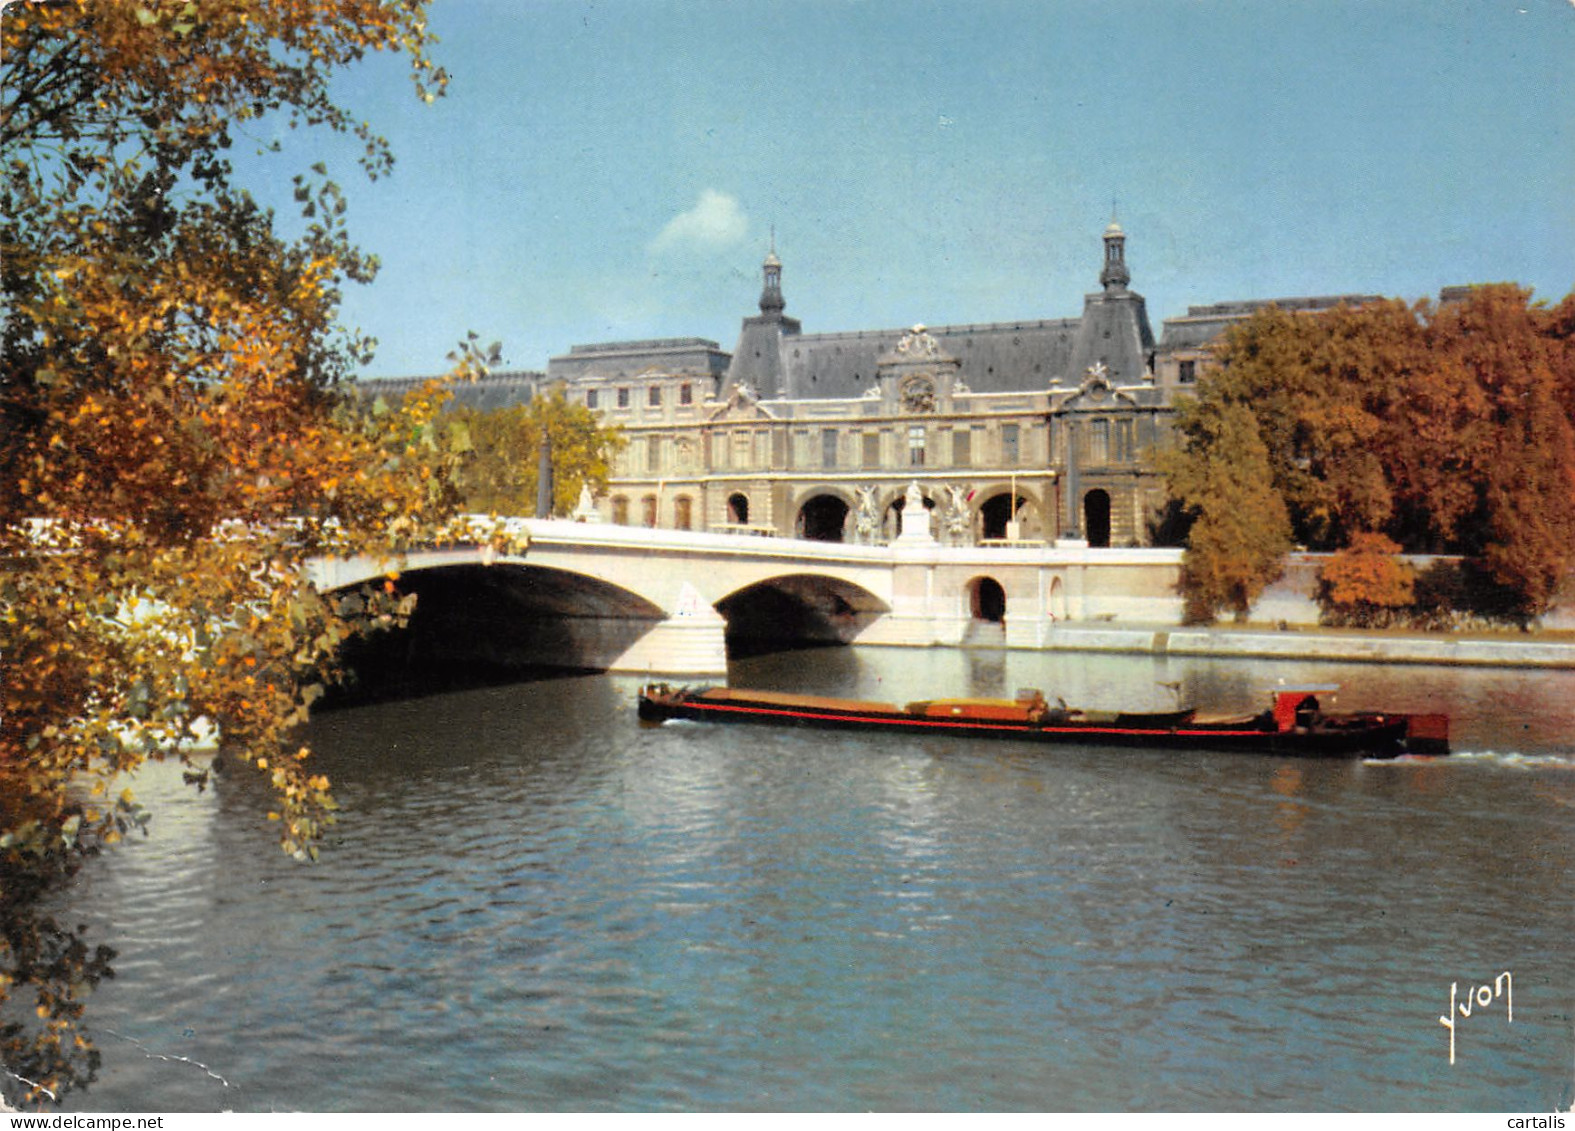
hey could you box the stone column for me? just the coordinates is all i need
[1057,421,1088,548]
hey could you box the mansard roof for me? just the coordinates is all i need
[777,317,1083,400]
[354,370,545,412]
[547,337,730,382]
[1157,294,1386,351]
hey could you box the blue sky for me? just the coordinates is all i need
[275,0,1575,378]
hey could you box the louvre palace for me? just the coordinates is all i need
[371,222,1388,546]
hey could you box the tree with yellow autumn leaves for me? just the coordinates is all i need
[451,391,626,518]
[0,0,501,1104]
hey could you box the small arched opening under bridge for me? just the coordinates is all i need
[969,576,1007,623]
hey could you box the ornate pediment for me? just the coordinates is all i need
[894,324,943,359]
[705,382,777,422]
[1059,364,1140,411]
[879,324,956,367]
[1080,361,1113,394]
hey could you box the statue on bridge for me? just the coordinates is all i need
[854,484,880,544]
[572,484,601,523]
[944,484,972,545]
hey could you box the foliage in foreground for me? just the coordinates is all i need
[1163,287,1575,624]
[0,0,499,1105]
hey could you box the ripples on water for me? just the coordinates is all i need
[55,651,1575,1112]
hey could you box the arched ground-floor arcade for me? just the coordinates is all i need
[593,471,1170,548]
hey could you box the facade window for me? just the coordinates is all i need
[649,385,662,407]
[611,496,629,525]
[1002,423,1020,465]
[1090,419,1110,465]
[617,387,630,409]
[862,431,881,469]
[908,425,926,467]
[1115,419,1135,463]
[822,428,838,469]
[952,428,971,467]
[680,383,693,405]
[674,496,692,530]
[646,437,661,474]
[1179,360,1197,384]
[641,495,658,527]
[733,432,752,470]
[586,389,599,409]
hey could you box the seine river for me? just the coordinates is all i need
[54,647,1575,1112]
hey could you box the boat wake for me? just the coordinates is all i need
[1363,750,1575,769]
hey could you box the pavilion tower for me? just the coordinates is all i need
[726,237,801,399]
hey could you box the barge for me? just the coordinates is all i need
[637,683,1450,758]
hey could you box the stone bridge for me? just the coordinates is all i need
[307,518,1188,676]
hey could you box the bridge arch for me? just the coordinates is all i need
[328,561,669,681]
[716,571,889,657]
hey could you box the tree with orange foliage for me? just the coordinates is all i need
[1,0,498,1105]
[1317,532,1416,628]
[1170,286,1575,624]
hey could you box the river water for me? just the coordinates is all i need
[54,647,1575,1112]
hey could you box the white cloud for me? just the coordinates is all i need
[648,189,748,255]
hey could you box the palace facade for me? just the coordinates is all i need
[554,222,1184,546]
[375,222,1391,546]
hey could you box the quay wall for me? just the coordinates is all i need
[1011,624,1575,670]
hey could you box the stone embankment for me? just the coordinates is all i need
[1035,623,1575,669]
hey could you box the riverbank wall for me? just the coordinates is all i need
[1019,623,1575,669]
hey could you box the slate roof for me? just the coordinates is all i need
[776,317,1082,400]
[1157,295,1385,351]
[353,370,544,412]
[547,338,730,382]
